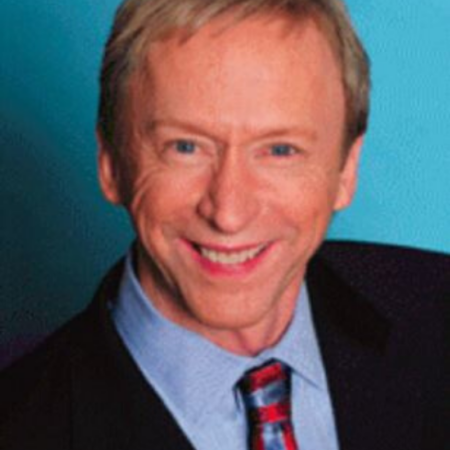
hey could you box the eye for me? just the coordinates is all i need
[174,139,196,154]
[161,137,214,167]
[270,144,297,157]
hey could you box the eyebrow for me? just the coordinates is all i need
[145,118,318,144]
[145,118,222,143]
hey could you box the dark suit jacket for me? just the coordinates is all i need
[1,241,449,450]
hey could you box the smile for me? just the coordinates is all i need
[184,240,273,275]
[198,243,267,265]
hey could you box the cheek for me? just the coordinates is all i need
[126,164,206,241]
[273,169,338,218]
[272,171,339,256]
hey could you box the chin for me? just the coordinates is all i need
[182,290,277,331]
[195,309,263,331]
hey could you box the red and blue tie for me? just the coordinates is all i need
[239,359,299,450]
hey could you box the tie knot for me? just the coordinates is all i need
[238,359,292,426]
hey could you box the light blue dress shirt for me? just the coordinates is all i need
[111,253,339,450]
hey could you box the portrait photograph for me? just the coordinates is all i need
[1,1,449,449]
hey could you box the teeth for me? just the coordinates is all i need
[200,244,266,265]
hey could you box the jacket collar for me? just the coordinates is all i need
[71,246,397,450]
[69,260,196,450]
[307,249,400,450]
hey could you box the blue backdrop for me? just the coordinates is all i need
[1,0,449,344]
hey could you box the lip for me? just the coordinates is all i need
[180,239,275,276]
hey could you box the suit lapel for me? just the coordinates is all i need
[307,253,422,450]
[68,261,195,450]
[70,351,196,450]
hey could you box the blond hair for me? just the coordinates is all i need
[98,0,370,155]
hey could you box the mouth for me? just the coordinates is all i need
[184,240,273,274]
[196,242,267,265]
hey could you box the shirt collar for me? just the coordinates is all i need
[111,251,327,425]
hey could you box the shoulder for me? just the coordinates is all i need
[309,241,449,448]
[313,240,450,303]
[0,312,87,448]
[0,260,125,442]
[309,240,449,347]
[0,310,88,410]
[0,259,191,450]
[309,241,448,405]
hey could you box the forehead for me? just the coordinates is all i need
[129,13,345,140]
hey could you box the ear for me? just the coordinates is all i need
[97,131,123,205]
[333,135,363,211]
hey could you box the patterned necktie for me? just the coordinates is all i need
[238,359,299,450]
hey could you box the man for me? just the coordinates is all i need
[1,0,448,449]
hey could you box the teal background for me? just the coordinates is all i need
[1,0,449,344]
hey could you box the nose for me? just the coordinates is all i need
[197,150,260,234]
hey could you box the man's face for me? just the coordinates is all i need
[99,14,361,351]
